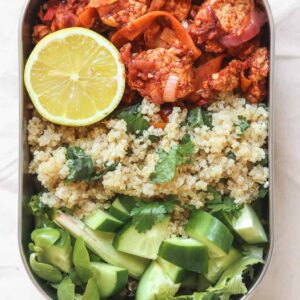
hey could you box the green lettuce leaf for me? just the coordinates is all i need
[57,277,75,300]
[206,255,264,299]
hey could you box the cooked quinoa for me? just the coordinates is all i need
[27,94,268,222]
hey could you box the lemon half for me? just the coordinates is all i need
[24,28,125,126]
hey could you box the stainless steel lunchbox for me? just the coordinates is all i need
[18,1,275,299]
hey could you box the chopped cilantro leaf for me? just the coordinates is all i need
[258,103,268,110]
[130,201,175,233]
[151,135,195,183]
[65,146,118,183]
[177,134,195,160]
[226,150,236,160]
[207,191,242,216]
[258,186,268,199]
[115,104,150,135]
[150,147,178,183]
[236,116,250,135]
[29,194,54,228]
[65,146,96,183]
[256,154,268,167]
[207,186,222,203]
[149,135,160,143]
[202,110,213,129]
[186,107,205,128]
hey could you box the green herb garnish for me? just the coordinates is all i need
[115,104,150,135]
[186,107,213,129]
[236,116,250,135]
[258,186,268,199]
[65,146,118,183]
[151,135,195,183]
[226,151,236,160]
[202,110,213,129]
[130,201,175,233]
[29,194,54,228]
[207,189,242,216]
[187,107,205,128]
[256,154,268,167]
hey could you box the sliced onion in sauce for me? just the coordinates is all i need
[163,75,180,102]
[219,9,267,48]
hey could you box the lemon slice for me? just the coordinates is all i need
[24,28,125,126]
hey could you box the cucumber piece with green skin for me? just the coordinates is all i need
[30,253,62,283]
[230,204,268,244]
[181,273,211,291]
[90,262,128,298]
[108,195,139,222]
[136,261,180,300]
[118,195,139,211]
[54,211,149,278]
[158,237,208,274]
[157,257,189,283]
[84,209,123,232]
[185,210,234,257]
[205,248,241,283]
[113,217,170,259]
[39,232,72,273]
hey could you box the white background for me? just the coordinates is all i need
[0,0,299,299]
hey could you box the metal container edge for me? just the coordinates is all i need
[18,1,276,299]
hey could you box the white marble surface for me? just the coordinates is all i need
[0,0,299,299]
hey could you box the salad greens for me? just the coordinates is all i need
[130,201,175,233]
[115,104,150,134]
[28,192,267,300]
[205,254,264,299]
[151,134,195,183]
[30,253,63,283]
[81,278,99,300]
[73,237,93,283]
[57,278,75,300]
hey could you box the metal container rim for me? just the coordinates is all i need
[18,1,275,299]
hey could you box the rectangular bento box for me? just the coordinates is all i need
[18,1,275,299]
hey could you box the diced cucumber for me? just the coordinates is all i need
[205,248,241,283]
[158,237,208,274]
[157,257,189,283]
[54,212,149,278]
[108,196,136,222]
[230,205,268,244]
[30,253,62,283]
[181,273,211,291]
[90,262,128,298]
[39,232,72,273]
[84,209,123,232]
[185,210,233,257]
[136,261,180,300]
[118,195,139,211]
[113,217,170,259]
